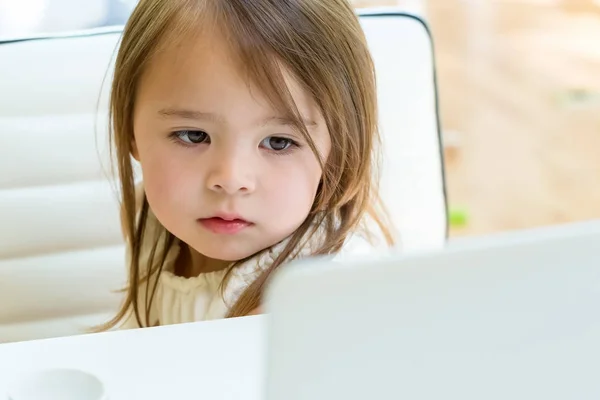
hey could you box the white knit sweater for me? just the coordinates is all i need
[119,207,381,329]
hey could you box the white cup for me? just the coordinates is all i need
[7,368,107,400]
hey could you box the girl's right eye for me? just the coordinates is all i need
[171,130,209,145]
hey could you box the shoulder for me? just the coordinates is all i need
[118,181,180,329]
[332,230,391,262]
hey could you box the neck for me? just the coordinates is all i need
[177,244,230,278]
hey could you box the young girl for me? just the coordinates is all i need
[102,0,394,330]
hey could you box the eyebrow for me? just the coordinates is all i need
[158,108,224,123]
[158,108,318,128]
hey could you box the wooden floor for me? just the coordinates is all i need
[354,0,600,237]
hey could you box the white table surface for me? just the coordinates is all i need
[0,316,267,400]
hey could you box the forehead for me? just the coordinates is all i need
[135,29,321,123]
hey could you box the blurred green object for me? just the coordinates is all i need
[449,207,469,227]
[555,88,600,108]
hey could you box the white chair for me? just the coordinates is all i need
[0,10,447,343]
[360,10,447,249]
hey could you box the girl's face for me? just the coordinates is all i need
[132,31,331,261]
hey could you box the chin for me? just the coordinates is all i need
[195,243,260,262]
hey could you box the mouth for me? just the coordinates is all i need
[198,215,253,235]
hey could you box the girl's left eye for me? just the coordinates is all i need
[261,136,296,151]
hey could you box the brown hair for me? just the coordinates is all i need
[101,0,394,330]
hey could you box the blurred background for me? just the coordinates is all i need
[1,0,598,238]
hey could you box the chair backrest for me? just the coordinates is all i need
[0,29,125,343]
[0,10,446,342]
[360,11,447,249]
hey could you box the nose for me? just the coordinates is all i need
[206,150,256,195]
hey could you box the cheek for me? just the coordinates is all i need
[135,135,193,211]
[265,153,322,213]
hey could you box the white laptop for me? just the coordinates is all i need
[264,220,600,400]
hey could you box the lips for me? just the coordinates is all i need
[198,216,252,235]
